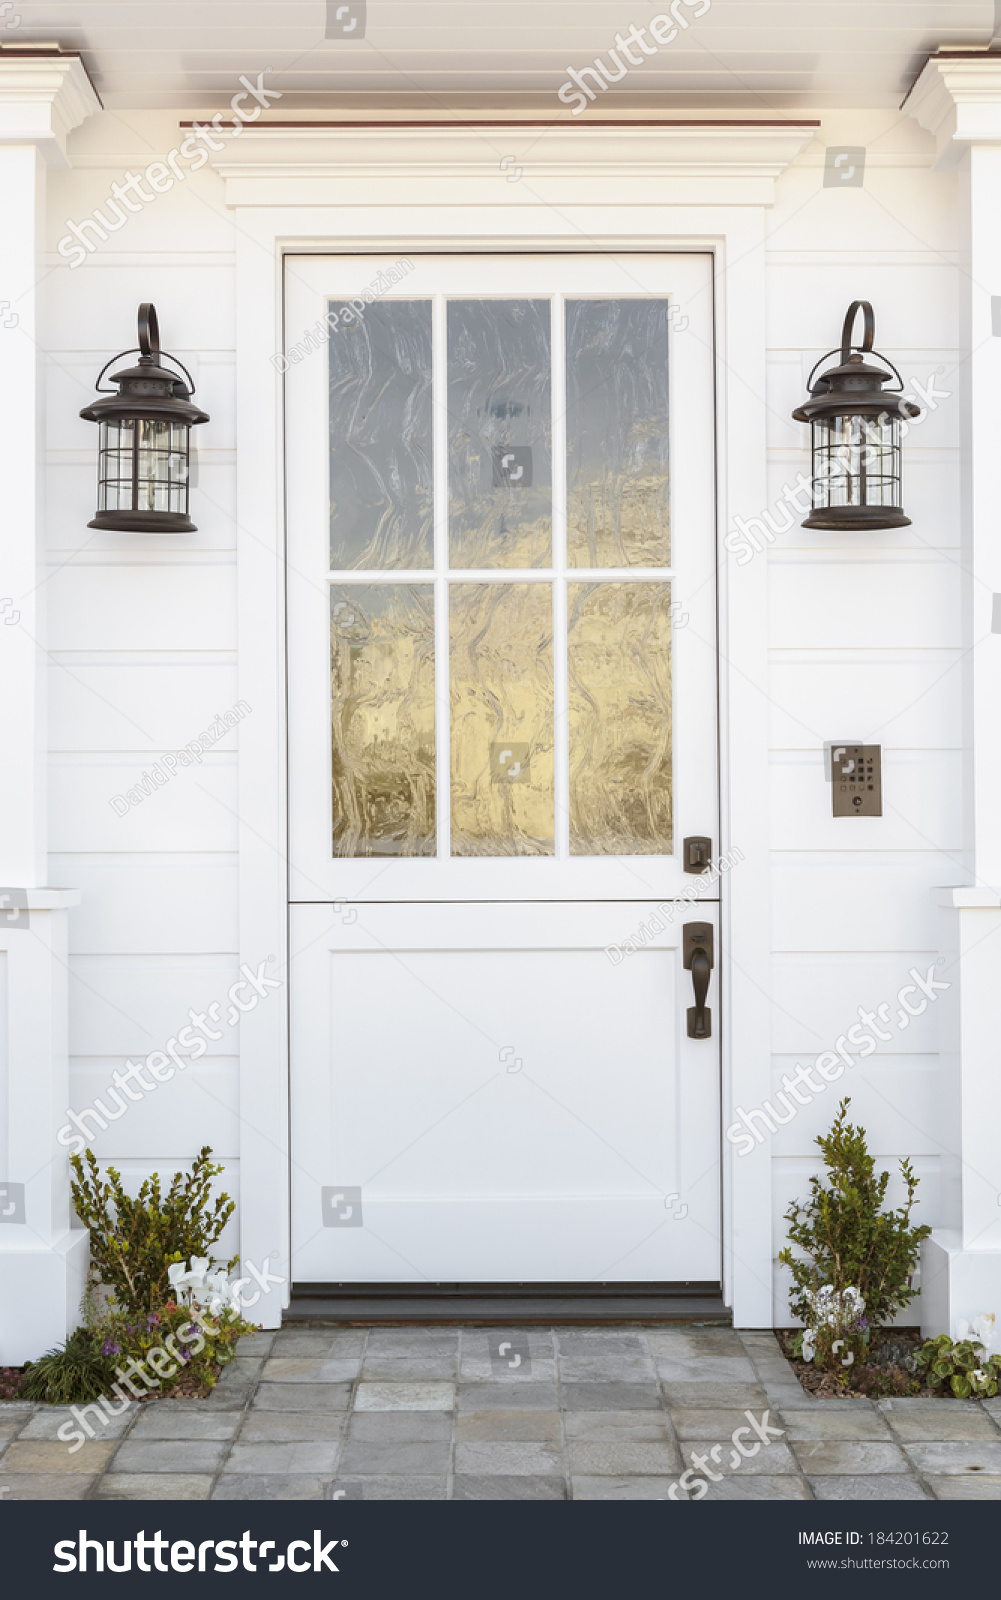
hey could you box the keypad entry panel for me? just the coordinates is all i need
[831,743,882,817]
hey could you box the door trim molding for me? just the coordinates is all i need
[229,184,783,1325]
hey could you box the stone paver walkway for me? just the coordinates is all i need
[2,1326,1000,1500]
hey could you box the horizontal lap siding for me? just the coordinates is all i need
[45,114,241,1230]
[764,112,959,1322]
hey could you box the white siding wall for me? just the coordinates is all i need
[765,112,960,1322]
[45,112,241,1264]
[43,107,960,1312]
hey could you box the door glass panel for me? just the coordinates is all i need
[566,300,671,569]
[449,583,554,856]
[567,582,673,855]
[330,584,436,857]
[447,300,552,569]
[328,299,433,569]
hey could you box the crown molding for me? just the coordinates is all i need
[207,121,818,209]
[0,53,101,166]
[904,53,1001,166]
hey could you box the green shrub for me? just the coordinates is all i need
[21,1327,117,1405]
[70,1146,236,1313]
[915,1334,1001,1399]
[779,1098,931,1357]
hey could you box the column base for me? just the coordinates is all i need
[920,1231,1001,1341]
[0,1230,90,1365]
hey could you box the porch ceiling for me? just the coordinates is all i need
[1,0,995,112]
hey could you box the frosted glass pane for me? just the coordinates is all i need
[329,300,433,569]
[330,585,435,856]
[566,300,671,568]
[568,583,673,855]
[448,300,552,569]
[450,583,554,856]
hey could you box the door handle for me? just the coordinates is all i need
[683,922,713,1040]
[688,948,711,1039]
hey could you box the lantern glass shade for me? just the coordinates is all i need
[96,417,190,516]
[810,413,902,514]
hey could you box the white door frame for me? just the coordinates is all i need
[212,119,816,1327]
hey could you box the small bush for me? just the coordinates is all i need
[21,1327,117,1405]
[70,1146,236,1312]
[914,1334,1001,1399]
[779,1098,930,1364]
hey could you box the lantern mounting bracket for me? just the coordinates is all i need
[91,302,199,398]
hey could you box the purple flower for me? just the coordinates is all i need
[101,1340,121,1355]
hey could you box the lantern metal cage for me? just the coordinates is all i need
[792,300,920,531]
[79,303,209,533]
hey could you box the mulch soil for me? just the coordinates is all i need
[776,1328,941,1399]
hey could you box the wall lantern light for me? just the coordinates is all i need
[79,303,209,532]
[792,300,920,530]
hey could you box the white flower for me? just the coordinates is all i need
[802,1331,816,1363]
[167,1262,191,1289]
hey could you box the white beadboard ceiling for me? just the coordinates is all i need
[1,1,996,110]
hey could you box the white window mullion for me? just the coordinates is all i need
[433,292,451,861]
[552,293,569,862]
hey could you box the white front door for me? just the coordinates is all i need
[285,253,720,1285]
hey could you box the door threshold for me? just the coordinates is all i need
[286,1281,730,1325]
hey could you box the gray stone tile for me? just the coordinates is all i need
[360,1356,456,1381]
[366,1329,459,1355]
[234,1331,276,1356]
[332,1475,447,1500]
[253,1382,351,1412]
[212,1474,328,1500]
[130,1409,243,1441]
[791,1440,910,1475]
[567,1440,682,1476]
[778,1409,893,1441]
[216,1356,264,1381]
[458,1382,559,1412]
[271,1330,367,1357]
[0,1474,95,1499]
[261,1357,361,1384]
[700,1474,810,1501]
[565,1409,673,1443]
[902,1440,1001,1476]
[454,1441,564,1476]
[241,1413,347,1443]
[669,1406,776,1440]
[655,1356,759,1383]
[457,1411,562,1443]
[111,1438,228,1473]
[572,1475,677,1500]
[557,1334,656,1383]
[452,1474,566,1500]
[338,1440,451,1475]
[927,1474,1001,1500]
[562,1382,662,1411]
[883,1409,1000,1441]
[18,1405,138,1440]
[809,1475,929,1501]
[225,1441,340,1475]
[354,1382,453,1411]
[661,1382,769,1410]
[678,1440,799,1476]
[347,1411,452,1442]
[3,1439,115,1474]
[647,1331,746,1358]
[0,1416,27,1441]
[96,1473,213,1500]
[982,1397,1001,1420]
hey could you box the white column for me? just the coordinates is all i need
[907,54,1001,1339]
[0,51,100,1363]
